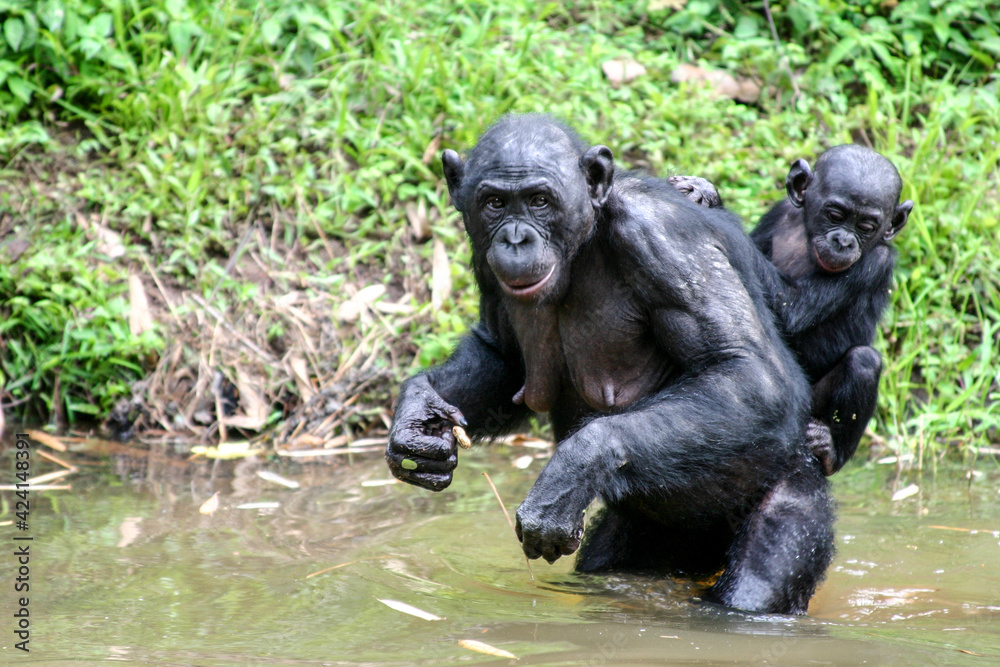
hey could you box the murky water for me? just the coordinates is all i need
[1,433,998,665]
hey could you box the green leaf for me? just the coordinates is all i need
[169,20,196,54]
[307,29,331,52]
[733,15,759,40]
[932,14,951,47]
[261,18,281,45]
[77,37,102,59]
[165,0,187,20]
[826,35,859,68]
[7,76,32,103]
[38,0,65,32]
[4,17,24,51]
[20,12,38,51]
[89,12,112,38]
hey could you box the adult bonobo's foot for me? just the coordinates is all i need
[385,375,467,491]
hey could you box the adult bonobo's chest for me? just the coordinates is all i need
[509,243,674,416]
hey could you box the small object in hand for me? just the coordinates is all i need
[453,425,472,449]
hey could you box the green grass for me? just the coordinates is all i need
[1,0,998,457]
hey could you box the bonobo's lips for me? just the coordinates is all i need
[812,245,853,273]
[500,265,556,298]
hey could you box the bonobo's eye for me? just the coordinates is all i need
[485,197,504,211]
[529,194,549,209]
[827,208,845,222]
[857,221,876,234]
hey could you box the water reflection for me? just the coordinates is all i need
[1,432,998,665]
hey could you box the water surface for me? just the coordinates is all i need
[2,434,998,665]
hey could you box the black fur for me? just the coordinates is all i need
[751,146,911,474]
[672,146,911,475]
[386,115,834,615]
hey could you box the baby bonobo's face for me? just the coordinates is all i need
[803,147,908,273]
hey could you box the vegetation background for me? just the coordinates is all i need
[0,0,997,463]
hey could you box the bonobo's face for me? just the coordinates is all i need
[442,119,612,304]
[795,146,912,274]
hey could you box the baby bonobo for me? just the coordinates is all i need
[673,146,912,475]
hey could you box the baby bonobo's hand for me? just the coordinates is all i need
[666,175,724,208]
[806,419,837,476]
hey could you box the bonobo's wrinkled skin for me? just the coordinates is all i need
[675,145,912,475]
[385,115,834,615]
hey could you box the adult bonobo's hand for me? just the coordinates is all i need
[515,431,605,563]
[386,375,468,492]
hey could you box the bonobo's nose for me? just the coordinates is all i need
[497,223,540,250]
[828,229,857,252]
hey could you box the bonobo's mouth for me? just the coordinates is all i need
[812,244,853,274]
[500,265,556,298]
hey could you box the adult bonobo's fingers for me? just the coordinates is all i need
[385,445,457,490]
[667,175,722,208]
[391,431,456,461]
[520,535,542,561]
[391,466,454,492]
[425,392,468,428]
[395,374,466,427]
[541,542,563,564]
[387,448,458,474]
[514,516,542,560]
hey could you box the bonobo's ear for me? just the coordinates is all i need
[581,145,614,209]
[441,149,465,211]
[786,159,813,208]
[885,199,913,241]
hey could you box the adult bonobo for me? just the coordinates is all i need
[385,115,834,615]
[675,146,911,475]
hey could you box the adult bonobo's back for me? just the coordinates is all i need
[385,114,833,615]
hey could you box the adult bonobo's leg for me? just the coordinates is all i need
[709,453,835,614]
[386,326,531,491]
[576,505,733,576]
[808,345,883,475]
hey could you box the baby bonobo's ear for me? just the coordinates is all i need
[885,200,913,241]
[442,149,465,211]
[786,159,813,208]
[581,145,614,209]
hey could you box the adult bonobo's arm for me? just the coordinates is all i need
[515,190,811,563]
[387,144,534,491]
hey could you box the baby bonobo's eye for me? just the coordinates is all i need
[486,197,504,210]
[530,194,549,208]
[827,208,845,222]
[857,221,876,234]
